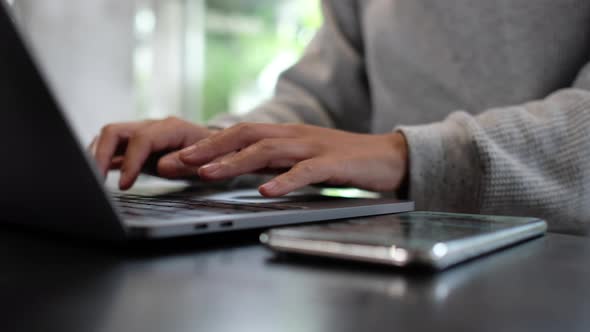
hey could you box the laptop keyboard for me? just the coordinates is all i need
[111,193,301,219]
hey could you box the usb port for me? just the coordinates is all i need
[194,224,208,230]
[219,221,234,228]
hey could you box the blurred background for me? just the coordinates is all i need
[4,0,322,143]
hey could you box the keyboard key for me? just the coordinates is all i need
[111,192,302,219]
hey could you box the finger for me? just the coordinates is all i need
[157,150,237,179]
[119,121,191,189]
[179,123,296,165]
[198,138,316,180]
[259,159,333,197]
[266,159,299,169]
[157,151,198,178]
[88,136,98,155]
[119,117,219,188]
[109,156,124,170]
[94,122,149,177]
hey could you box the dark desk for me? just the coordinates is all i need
[1,229,589,332]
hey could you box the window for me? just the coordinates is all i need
[134,0,322,122]
[8,0,321,142]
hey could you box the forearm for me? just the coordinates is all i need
[397,88,590,235]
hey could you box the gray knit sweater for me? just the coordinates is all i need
[211,0,590,235]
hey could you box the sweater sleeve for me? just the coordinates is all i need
[208,0,371,133]
[397,63,590,235]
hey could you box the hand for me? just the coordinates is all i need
[178,123,409,197]
[90,116,215,190]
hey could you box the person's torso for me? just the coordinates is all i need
[357,0,590,132]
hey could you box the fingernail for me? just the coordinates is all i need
[118,177,129,190]
[180,145,197,157]
[199,163,223,176]
[90,140,98,157]
[260,181,278,194]
[181,138,212,157]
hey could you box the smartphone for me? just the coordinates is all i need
[260,211,547,270]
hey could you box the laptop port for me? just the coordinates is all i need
[194,224,208,230]
[219,221,234,228]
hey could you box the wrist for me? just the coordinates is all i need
[385,132,410,197]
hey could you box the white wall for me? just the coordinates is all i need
[13,0,135,144]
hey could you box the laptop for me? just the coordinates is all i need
[0,3,414,241]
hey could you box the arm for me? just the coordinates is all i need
[397,63,590,235]
[209,0,372,133]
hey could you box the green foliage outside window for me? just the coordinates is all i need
[202,0,322,121]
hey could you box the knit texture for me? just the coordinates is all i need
[211,0,590,235]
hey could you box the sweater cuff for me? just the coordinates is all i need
[395,112,482,212]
